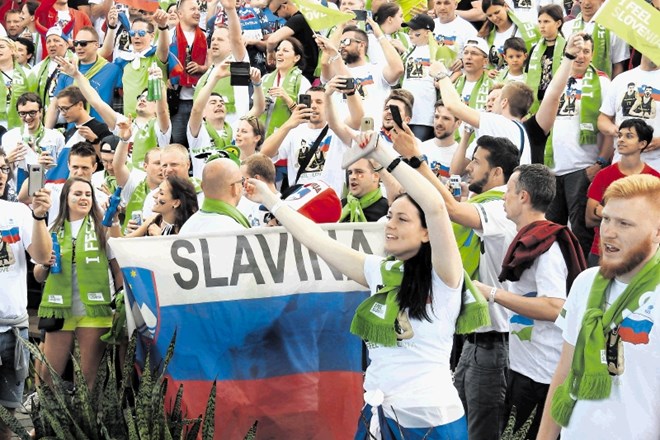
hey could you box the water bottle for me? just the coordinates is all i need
[51,232,62,274]
[147,62,162,102]
[102,187,123,227]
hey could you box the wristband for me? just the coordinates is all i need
[488,287,497,304]
[32,211,47,221]
[386,157,402,173]
[107,23,118,30]
[595,156,609,167]
[344,90,356,96]
[328,53,341,64]
[564,52,577,60]
[270,200,286,216]
[119,136,131,143]
[252,81,262,87]
[158,25,169,31]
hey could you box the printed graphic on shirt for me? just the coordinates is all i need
[435,34,457,47]
[619,291,655,345]
[427,156,451,178]
[0,224,20,269]
[512,0,532,9]
[405,57,429,79]
[354,75,374,99]
[558,77,582,116]
[295,135,332,178]
[619,84,658,120]
[510,291,536,341]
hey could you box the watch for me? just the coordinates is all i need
[402,155,425,169]
[595,156,609,167]
[433,71,450,81]
[386,157,402,173]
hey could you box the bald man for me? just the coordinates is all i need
[179,158,251,233]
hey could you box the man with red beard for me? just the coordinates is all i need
[538,174,660,440]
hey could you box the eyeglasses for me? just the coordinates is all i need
[340,37,362,47]
[57,103,76,113]
[73,40,96,47]
[0,166,10,175]
[18,110,39,118]
[230,177,245,187]
[129,29,150,37]
[137,94,148,102]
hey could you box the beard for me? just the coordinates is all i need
[468,173,489,194]
[599,236,656,280]
[434,128,453,140]
[342,51,360,65]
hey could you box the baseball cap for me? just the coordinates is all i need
[46,25,70,42]
[100,135,120,154]
[402,14,435,32]
[464,38,489,56]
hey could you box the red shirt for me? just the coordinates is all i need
[587,163,660,255]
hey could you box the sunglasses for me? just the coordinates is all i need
[18,110,39,118]
[129,29,150,37]
[340,37,362,46]
[73,40,96,47]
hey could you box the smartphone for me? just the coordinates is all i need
[338,77,355,91]
[389,104,404,129]
[342,117,377,169]
[229,61,251,86]
[298,94,312,108]
[28,164,45,197]
[352,9,367,20]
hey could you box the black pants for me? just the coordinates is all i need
[170,99,194,149]
[503,370,550,440]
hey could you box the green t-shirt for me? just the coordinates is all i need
[121,54,166,116]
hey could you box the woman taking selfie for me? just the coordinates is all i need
[34,177,122,389]
[244,127,467,438]
[126,175,198,237]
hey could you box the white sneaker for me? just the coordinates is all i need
[17,391,38,414]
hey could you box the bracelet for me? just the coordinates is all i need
[270,200,286,216]
[158,25,169,31]
[564,52,577,60]
[107,23,117,30]
[386,157,402,173]
[488,287,497,304]
[119,136,131,143]
[372,165,384,172]
[32,211,47,221]
[288,102,297,111]
[328,53,341,64]
[252,81,262,87]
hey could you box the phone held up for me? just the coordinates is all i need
[28,164,45,197]
[341,117,377,169]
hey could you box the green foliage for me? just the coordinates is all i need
[500,405,537,440]
[0,331,257,440]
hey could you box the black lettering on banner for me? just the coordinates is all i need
[292,237,308,281]
[351,229,373,255]
[200,238,228,287]
[230,236,265,286]
[256,233,287,283]
[171,240,199,290]
[308,249,323,281]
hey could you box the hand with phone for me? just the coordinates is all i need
[342,117,377,168]
[37,150,56,169]
[389,104,405,130]
[285,103,313,128]
[28,164,45,197]
[390,121,419,160]
[31,186,52,218]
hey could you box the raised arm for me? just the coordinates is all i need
[260,105,311,157]
[153,10,170,64]
[26,188,53,265]
[98,5,118,59]
[368,18,404,85]
[221,0,248,62]
[55,56,118,129]
[535,33,583,133]
[113,120,133,188]
[246,68,266,118]
[376,127,463,288]
[324,75,362,145]
[430,61,481,128]
[189,61,230,137]
[315,33,351,82]
[152,67,170,133]
[450,126,473,175]
[244,179,368,286]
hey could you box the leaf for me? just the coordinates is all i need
[168,384,185,440]
[201,381,217,440]
[101,348,125,438]
[71,339,98,439]
[120,331,138,403]
[135,345,153,439]
[243,421,259,440]
[0,404,31,440]
[185,417,202,440]
[124,408,139,440]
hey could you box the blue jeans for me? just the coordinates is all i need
[0,328,28,408]
[453,336,509,440]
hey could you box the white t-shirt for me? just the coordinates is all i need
[420,140,458,179]
[44,182,109,227]
[562,17,630,66]
[362,254,465,427]
[3,127,66,193]
[402,46,436,126]
[118,169,148,207]
[0,200,34,332]
[237,197,269,228]
[470,112,532,164]
[343,63,395,129]
[489,25,517,68]
[474,192,517,332]
[179,209,248,234]
[433,15,478,59]
[555,267,660,440]
[367,33,410,67]
[506,242,567,384]
[552,71,610,175]
[600,67,660,171]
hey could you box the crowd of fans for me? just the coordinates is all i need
[0,0,659,438]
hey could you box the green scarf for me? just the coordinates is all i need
[194,64,237,114]
[350,257,491,346]
[205,120,233,150]
[570,14,611,77]
[39,216,112,319]
[340,188,383,223]
[452,189,505,280]
[21,122,46,151]
[455,72,492,110]
[551,250,660,427]
[527,36,566,114]
[428,31,457,65]
[545,64,602,168]
[0,62,29,129]
[260,67,303,137]
[123,178,150,233]
[131,119,158,169]
[487,11,540,69]
[201,197,251,229]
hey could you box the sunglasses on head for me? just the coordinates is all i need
[129,29,150,37]
[73,40,95,47]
